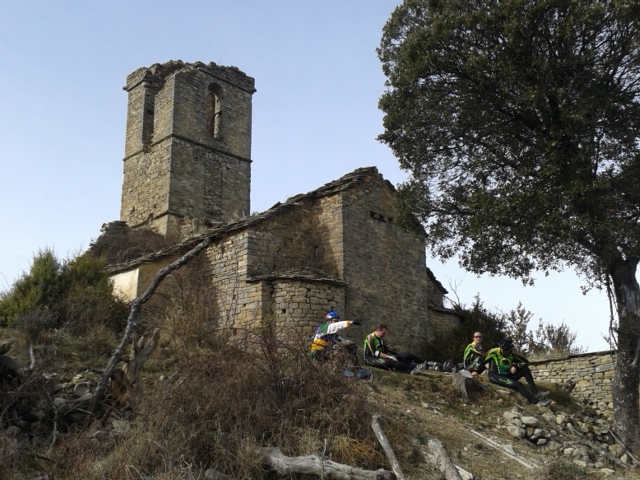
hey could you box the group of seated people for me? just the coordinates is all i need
[463,331,550,407]
[310,312,551,406]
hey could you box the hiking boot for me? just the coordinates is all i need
[411,362,427,374]
[535,390,550,399]
[534,399,551,407]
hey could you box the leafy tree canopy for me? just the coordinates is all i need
[379,0,640,285]
[379,0,640,447]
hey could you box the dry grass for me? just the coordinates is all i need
[2,257,639,479]
[45,333,386,479]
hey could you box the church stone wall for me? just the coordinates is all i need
[242,196,344,280]
[203,232,266,330]
[271,280,346,341]
[340,174,437,354]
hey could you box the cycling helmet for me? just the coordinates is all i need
[324,311,340,321]
[499,338,514,352]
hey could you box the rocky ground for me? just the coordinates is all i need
[365,368,640,480]
[4,345,640,479]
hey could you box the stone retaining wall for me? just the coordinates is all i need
[528,351,616,418]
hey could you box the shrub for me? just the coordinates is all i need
[0,249,128,335]
[52,331,385,480]
[88,226,174,266]
[0,249,63,327]
[423,295,507,362]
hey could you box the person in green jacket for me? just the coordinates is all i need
[463,331,485,373]
[475,338,550,406]
[363,323,427,374]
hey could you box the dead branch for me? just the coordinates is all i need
[258,447,395,480]
[371,413,405,480]
[110,328,161,395]
[28,345,36,371]
[95,237,212,405]
[608,428,639,466]
[469,430,537,469]
[424,437,463,480]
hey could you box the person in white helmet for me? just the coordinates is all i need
[309,311,360,363]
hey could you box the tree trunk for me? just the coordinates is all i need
[610,258,640,451]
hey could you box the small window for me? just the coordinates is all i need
[208,83,223,137]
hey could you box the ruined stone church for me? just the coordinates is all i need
[106,60,459,353]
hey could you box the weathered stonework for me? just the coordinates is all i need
[121,61,255,240]
[529,351,616,418]
[109,60,461,354]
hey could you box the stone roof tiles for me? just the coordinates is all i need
[107,166,382,274]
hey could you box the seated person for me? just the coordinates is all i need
[310,311,359,364]
[463,331,486,373]
[363,323,427,374]
[475,338,550,406]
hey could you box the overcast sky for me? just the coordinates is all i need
[0,0,624,351]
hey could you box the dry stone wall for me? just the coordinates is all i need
[529,351,615,418]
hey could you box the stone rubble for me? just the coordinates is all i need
[498,403,630,473]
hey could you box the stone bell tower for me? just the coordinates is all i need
[120,60,256,240]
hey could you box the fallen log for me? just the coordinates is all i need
[422,438,463,480]
[371,413,405,480]
[259,447,395,480]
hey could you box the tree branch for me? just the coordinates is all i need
[94,237,212,405]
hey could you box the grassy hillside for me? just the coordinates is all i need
[1,249,638,479]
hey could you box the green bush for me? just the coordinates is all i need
[0,248,128,334]
[0,249,63,326]
[423,295,508,362]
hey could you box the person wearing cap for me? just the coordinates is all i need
[475,338,550,406]
[310,311,359,363]
[463,332,486,373]
[363,323,427,374]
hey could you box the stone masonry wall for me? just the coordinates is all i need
[204,232,266,330]
[121,61,255,239]
[341,174,445,354]
[245,195,343,280]
[529,351,615,418]
[271,280,346,342]
[429,309,461,340]
[121,137,172,231]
